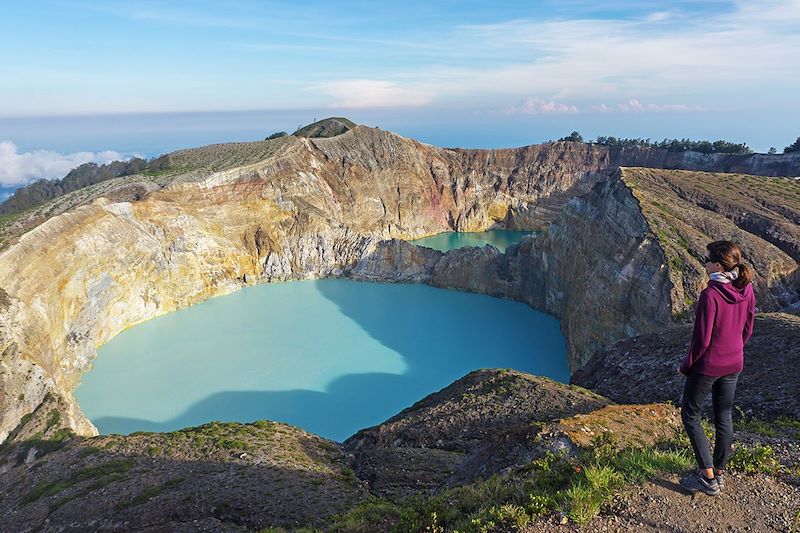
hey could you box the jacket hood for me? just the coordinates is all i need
[708,280,751,303]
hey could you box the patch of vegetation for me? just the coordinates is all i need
[331,435,693,531]
[775,417,800,430]
[594,136,753,154]
[328,497,407,533]
[0,154,173,216]
[23,457,136,504]
[145,444,164,456]
[77,446,102,457]
[734,413,778,437]
[265,131,289,140]
[253,420,277,431]
[48,427,75,442]
[784,136,800,154]
[562,464,623,525]
[559,131,584,142]
[672,308,691,322]
[293,117,356,138]
[339,467,358,487]
[167,421,258,452]
[0,211,24,233]
[728,444,783,474]
[45,409,61,431]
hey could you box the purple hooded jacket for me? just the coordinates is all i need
[679,280,756,376]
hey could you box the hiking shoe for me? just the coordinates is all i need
[680,471,720,496]
[715,472,724,490]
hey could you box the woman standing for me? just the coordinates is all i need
[679,241,756,496]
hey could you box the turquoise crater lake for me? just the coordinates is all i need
[76,279,567,442]
[407,229,533,252]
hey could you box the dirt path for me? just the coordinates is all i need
[530,473,800,532]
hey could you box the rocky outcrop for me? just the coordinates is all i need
[293,116,357,138]
[570,313,800,419]
[1,124,799,443]
[343,369,610,499]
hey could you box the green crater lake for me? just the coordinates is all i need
[407,229,533,252]
[76,279,567,442]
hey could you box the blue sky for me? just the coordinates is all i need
[1,0,799,191]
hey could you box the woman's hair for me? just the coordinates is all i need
[706,240,752,289]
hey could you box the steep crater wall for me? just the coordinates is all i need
[1,127,799,443]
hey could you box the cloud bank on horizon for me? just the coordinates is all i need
[0,0,797,116]
[0,141,126,188]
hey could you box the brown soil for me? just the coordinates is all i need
[528,472,800,532]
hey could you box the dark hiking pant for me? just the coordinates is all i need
[681,371,740,470]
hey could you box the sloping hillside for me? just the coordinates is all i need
[622,167,800,314]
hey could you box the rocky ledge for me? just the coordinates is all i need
[571,312,800,419]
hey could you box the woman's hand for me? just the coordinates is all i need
[677,365,687,377]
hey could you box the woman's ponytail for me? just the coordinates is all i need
[733,262,752,290]
[707,240,754,289]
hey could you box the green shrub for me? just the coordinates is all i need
[775,417,800,430]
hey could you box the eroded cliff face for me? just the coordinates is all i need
[1,126,799,443]
[349,174,676,371]
[350,167,800,371]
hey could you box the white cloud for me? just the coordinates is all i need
[645,11,672,23]
[593,99,707,113]
[0,141,126,187]
[309,79,435,108]
[323,0,800,111]
[504,96,578,115]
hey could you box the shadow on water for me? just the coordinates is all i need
[87,279,568,442]
[312,279,568,383]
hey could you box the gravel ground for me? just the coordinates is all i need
[528,472,800,532]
